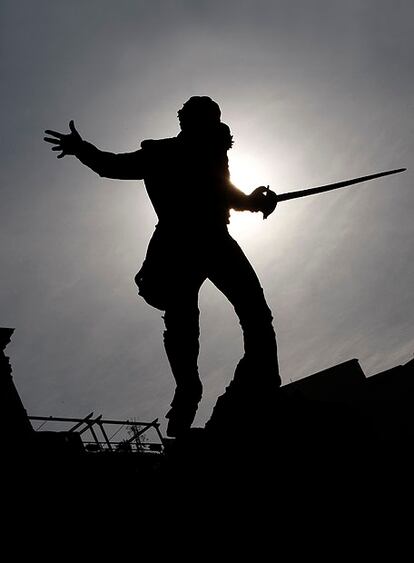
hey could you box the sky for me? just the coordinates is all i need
[1,0,413,434]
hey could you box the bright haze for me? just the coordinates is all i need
[1,1,413,431]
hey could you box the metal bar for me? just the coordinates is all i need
[132,431,143,452]
[88,425,101,447]
[124,420,159,445]
[98,421,113,452]
[108,424,125,441]
[68,412,94,433]
[78,415,102,436]
[276,168,406,203]
[29,415,159,427]
[78,415,103,447]
[34,420,49,431]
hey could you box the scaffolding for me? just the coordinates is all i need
[29,413,165,454]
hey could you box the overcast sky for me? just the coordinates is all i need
[1,0,413,433]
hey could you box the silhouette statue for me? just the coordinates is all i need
[44,96,280,437]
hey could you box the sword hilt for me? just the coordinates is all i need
[262,185,278,219]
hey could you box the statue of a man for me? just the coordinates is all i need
[45,96,280,436]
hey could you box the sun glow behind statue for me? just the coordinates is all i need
[228,151,272,239]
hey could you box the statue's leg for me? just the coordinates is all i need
[208,235,280,388]
[163,280,204,437]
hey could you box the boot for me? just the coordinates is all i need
[165,381,203,437]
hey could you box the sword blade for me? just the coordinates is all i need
[276,168,406,203]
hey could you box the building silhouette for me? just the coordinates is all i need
[3,326,413,505]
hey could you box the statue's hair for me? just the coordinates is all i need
[178,96,222,129]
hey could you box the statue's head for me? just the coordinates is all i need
[178,96,233,149]
[178,96,221,133]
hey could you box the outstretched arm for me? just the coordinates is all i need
[44,121,146,180]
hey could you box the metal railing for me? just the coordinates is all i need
[29,413,165,454]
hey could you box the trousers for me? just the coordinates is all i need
[155,229,281,409]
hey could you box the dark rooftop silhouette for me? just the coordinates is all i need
[4,326,414,514]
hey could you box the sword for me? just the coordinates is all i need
[262,167,407,218]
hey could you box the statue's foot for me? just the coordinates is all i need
[166,383,202,438]
[166,403,199,437]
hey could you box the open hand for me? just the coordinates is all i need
[44,120,83,159]
[248,185,278,219]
